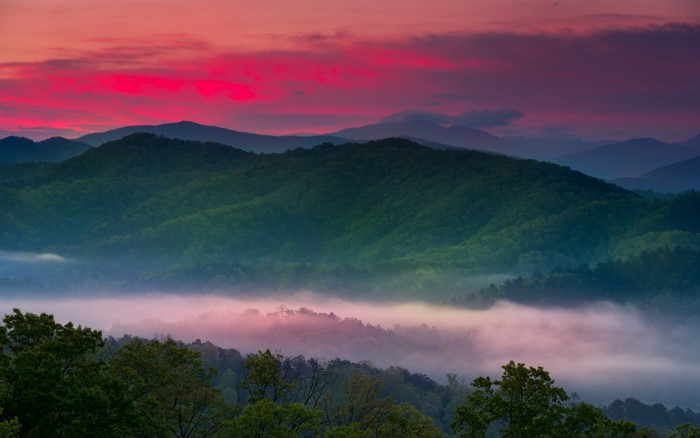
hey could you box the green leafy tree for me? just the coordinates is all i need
[452,361,569,437]
[107,338,233,437]
[0,408,19,438]
[232,349,321,436]
[224,398,321,437]
[560,401,638,438]
[452,361,639,438]
[324,374,441,437]
[0,309,134,437]
[377,402,442,438]
[238,349,294,403]
[671,423,700,438]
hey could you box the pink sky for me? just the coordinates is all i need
[1,0,699,141]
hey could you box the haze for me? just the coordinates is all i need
[2,293,698,410]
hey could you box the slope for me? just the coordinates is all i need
[331,121,501,148]
[1,134,697,295]
[613,155,700,192]
[76,120,349,152]
[554,138,698,179]
[0,136,92,163]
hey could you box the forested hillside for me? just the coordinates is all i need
[0,134,698,299]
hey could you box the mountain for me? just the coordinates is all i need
[331,120,501,148]
[613,155,700,192]
[1,134,697,296]
[76,120,349,152]
[330,120,607,159]
[499,136,610,160]
[674,133,700,152]
[0,136,92,163]
[553,138,699,179]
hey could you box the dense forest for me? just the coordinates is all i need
[2,309,699,437]
[451,246,700,315]
[0,134,698,305]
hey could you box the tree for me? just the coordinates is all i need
[0,308,131,437]
[0,408,19,438]
[107,338,233,437]
[671,423,700,438]
[238,349,294,404]
[232,350,321,436]
[324,374,441,437]
[560,401,638,438]
[452,361,639,438]
[224,398,321,437]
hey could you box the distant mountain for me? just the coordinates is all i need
[330,120,501,148]
[76,120,349,152]
[674,133,700,152]
[330,120,609,159]
[553,138,699,179]
[1,134,698,296]
[613,155,700,192]
[0,136,91,163]
[499,136,610,160]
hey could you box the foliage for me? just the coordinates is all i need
[452,361,639,438]
[604,398,700,431]
[238,349,294,403]
[670,423,700,438]
[1,134,698,301]
[0,408,20,438]
[459,246,700,314]
[4,309,700,437]
[223,399,321,437]
[323,373,441,437]
[107,338,234,437]
[0,309,132,437]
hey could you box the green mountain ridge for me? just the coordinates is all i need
[1,133,698,297]
[0,136,92,163]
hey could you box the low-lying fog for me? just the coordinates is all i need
[2,293,699,410]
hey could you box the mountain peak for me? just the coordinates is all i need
[0,135,90,163]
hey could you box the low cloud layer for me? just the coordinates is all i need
[381,109,524,128]
[1,293,698,409]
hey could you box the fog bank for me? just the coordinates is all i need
[1,292,698,409]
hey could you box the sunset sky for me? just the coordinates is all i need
[1,0,698,141]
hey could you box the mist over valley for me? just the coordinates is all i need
[2,292,700,412]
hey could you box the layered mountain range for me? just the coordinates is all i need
[1,133,697,297]
[3,120,698,192]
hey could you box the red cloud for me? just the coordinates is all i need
[100,74,186,94]
[193,80,256,101]
[1,23,698,139]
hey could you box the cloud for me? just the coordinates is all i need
[454,109,525,128]
[430,93,490,102]
[381,109,524,128]
[1,23,698,139]
[380,110,453,125]
[0,251,68,264]
[2,293,699,408]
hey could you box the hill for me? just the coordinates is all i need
[330,120,618,159]
[0,136,91,163]
[675,133,700,152]
[553,138,699,179]
[331,120,502,149]
[613,155,700,192]
[76,120,349,152]
[0,134,698,296]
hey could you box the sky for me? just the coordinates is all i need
[1,0,699,141]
